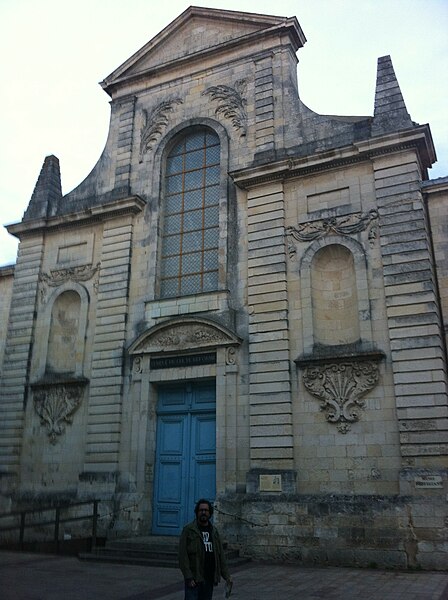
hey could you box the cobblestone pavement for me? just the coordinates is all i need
[1,551,447,600]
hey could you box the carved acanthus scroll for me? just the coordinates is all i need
[146,324,228,352]
[40,263,99,286]
[139,99,183,161]
[302,361,379,433]
[286,210,378,258]
[39,263,99,304]
[202,80,247,136]
[129,317,242,361]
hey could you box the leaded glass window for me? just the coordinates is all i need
[160,129,220,297]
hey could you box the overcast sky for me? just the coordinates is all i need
[1,0,447,266]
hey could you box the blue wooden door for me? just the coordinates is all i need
[152,381,216,535]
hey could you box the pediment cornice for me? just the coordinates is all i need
[129,316,242,355]
[101,7,305,97]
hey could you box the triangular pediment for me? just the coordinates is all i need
[101,7,304,94]
[129,316,242,355]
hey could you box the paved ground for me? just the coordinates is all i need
[0,551,447,600]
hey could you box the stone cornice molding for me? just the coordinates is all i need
[0,265,15,277]
[422,177,448,197]
[230,125,435,190]
[296,348,385,368]
[7,195,146,239]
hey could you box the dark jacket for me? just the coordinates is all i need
[179,519,230,585]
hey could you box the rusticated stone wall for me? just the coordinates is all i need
[218,479,448,570]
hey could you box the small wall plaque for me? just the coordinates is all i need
[415,475,443,489]
[259,474,282,492]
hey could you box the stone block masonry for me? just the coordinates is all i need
[113,97,136,197]
[84,218,134,473]
[373,152,448,463]
[0,236,44,477]
[219,488,448,570]
[254,56,275,154]
[247,182,293,470]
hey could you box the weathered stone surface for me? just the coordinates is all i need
[0,5,446,570]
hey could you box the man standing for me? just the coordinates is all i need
[179,499,232,600]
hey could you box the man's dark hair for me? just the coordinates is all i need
[194,498,214,517]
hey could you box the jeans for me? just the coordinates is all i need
[184,580,214,600]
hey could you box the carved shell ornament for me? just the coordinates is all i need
[303,361,379,433]
[33,383,84,444]
[202,80,247,136]
[139,98,183,161]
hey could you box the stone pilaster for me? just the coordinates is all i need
[113,97,136,197]
[0,236,43,475]
[84,216,134,472]
[254,55,275,155]
[374,151,448,463]
[247,182,293,470]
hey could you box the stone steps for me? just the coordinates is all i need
[79,535,247,569]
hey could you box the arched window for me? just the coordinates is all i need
[160,128,220,297]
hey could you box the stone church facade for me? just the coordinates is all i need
[0,7,447,569]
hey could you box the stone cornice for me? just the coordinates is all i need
[230,125,436,190]
[422,176,448,196]
[0,264,15,277]
[295,348,385,368]
[356,124,435,165]
[7,195,146,239]
[31,375,90,388]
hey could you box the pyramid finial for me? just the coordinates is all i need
[23,155,62,221]
[371,55,413,137]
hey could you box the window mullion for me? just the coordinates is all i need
[178,141,186,295]
[161,129,220,298]
[200,139,207,290]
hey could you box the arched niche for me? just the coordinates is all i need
[46,290,81,374]
[35,282,89,380]
[311,244,360,346]
[300,235,372,355]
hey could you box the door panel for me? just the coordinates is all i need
[152,415,187,532]
[152,381,216,535]
[188,413,216,515]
